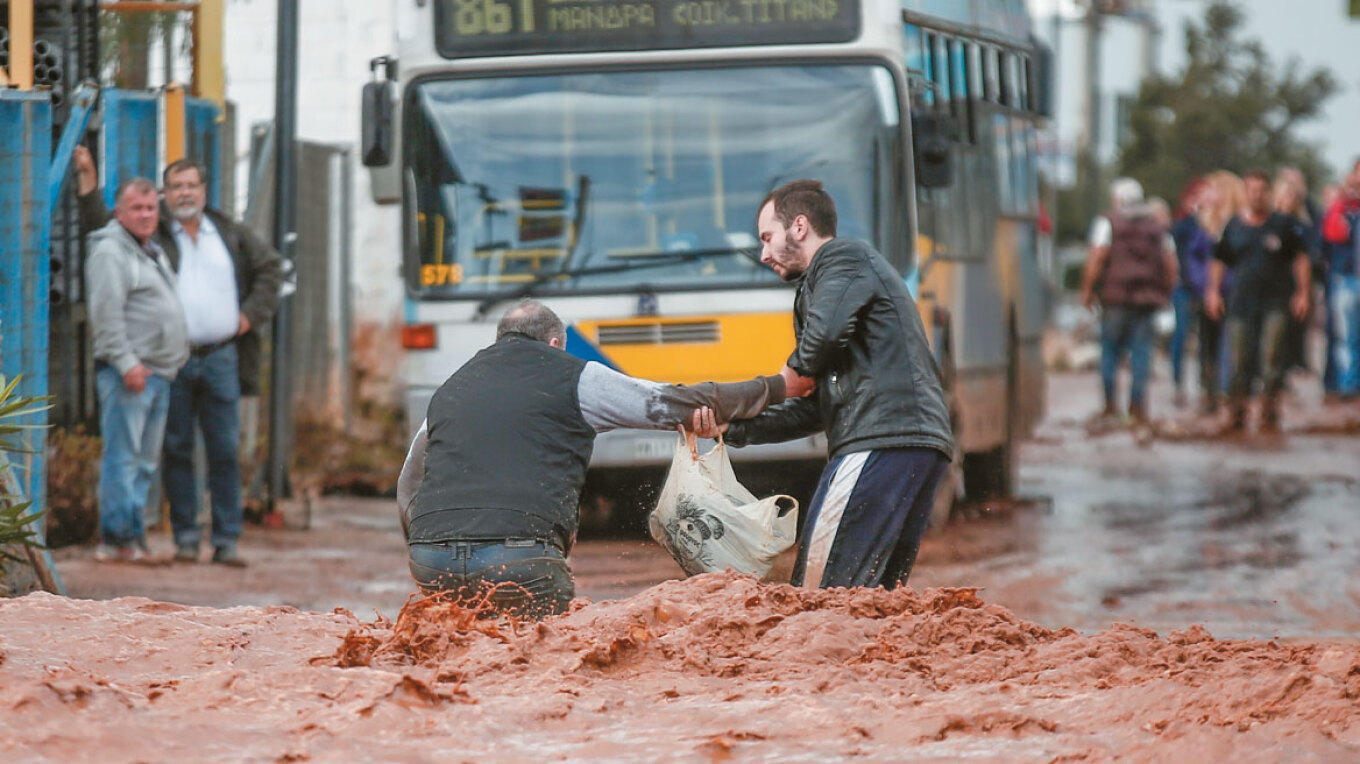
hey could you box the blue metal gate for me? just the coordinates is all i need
[185,96,223,208]
[0,90,61,591]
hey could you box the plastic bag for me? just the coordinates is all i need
[648,432,798,578]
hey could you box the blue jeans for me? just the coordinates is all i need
[163,343,243,550]
[1328,273,1360,396]
[1100,305,1157,411]
[96,364,171,546]
[1169,286,1195,390]
[408,539,574,619]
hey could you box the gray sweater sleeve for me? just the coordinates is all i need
[395,420,428,540]
[578,362,786,434]
[85,242,141,375]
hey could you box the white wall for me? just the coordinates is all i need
[222,0,402,331]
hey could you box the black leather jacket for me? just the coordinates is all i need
[727,238,954,460]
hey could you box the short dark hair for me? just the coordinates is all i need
[497,299,566,345]
[1243,169,1271,185]
[761,179,837,237]
[115,177,158,206]
[163,158,207,187]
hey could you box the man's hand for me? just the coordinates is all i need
[1291,289,1310,322]
[73,145,97,196]
[122,364,150,394]
[1080,288,1096,310]
[779,364,816,398]
[237,313,252,336]
[1204,291,1224,321]
[689,406,729,439]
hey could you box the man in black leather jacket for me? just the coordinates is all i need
[693,179,953,590]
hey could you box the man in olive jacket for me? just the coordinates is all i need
[76,147,285,567]
[693,179,954,590]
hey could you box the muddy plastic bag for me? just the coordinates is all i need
[648,432,798,578]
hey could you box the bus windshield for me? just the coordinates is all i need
[404,63,904,298]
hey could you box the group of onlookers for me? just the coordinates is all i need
[1082,156,1360,434]
[75,147,284,564]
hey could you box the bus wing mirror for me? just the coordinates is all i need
[913,113,953,189]
[361,80,395,167]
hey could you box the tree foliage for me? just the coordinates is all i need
[99,2,192,90]
[1117,1,1338,205]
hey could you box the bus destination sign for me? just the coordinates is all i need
[435,0,860,58]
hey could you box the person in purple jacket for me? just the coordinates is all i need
[1170,178,1224,414]
[1168,178,1212,409]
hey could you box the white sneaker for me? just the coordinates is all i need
[94,543,146,563]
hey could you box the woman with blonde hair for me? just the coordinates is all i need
[1200,171,1246,239]
[1185,171,1244,414]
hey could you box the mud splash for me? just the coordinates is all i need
[2,574,1357,762]
[4,574,1353,761]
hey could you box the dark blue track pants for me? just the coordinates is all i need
[791,447,950,589]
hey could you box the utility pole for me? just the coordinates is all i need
[1081,0,1104,226]
[1139,0,1162,80]
[267,0,298,512]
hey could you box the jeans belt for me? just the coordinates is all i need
[191,338,234,357]
[416,538,549,549]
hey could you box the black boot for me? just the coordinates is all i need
[1260,397,1282,434]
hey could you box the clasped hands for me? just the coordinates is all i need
[688,364,815,438]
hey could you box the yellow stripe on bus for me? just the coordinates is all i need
[576,312,794,385]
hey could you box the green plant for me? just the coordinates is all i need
[0,374,52,566]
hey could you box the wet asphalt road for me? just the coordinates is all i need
[58,370,1360,640]
[908,371,1360,640]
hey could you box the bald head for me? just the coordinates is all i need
[497,299,567,347]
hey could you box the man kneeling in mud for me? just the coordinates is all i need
[395,299,791,619]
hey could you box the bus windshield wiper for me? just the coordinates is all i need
[472,247,758,318]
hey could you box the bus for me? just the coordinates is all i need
[361,0,1051,523]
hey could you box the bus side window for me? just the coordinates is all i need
[965,43,981,144]
[903,23,927,83]
[983,46,999,104]
[948,38,971,144]
[999,51,1014,109]
[1021,56,1034,113]
[931,34,950,118]
[922,31,937,108]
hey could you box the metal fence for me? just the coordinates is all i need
[0,91,52,518]
[292,141,354,425]
[244,130,354,427]
[0,89,63,592]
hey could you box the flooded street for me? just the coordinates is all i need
[911,371,1360,640]
[12,368,1360,762]
[52,368,1360,640]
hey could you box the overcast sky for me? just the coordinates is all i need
[1029,0,1360,181]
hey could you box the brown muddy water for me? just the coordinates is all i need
[10,370,1360,761]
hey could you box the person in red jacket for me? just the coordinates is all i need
[1321,159,1360,398]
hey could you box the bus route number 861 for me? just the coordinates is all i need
[454,0,534,34]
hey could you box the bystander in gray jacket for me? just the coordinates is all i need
[85,219,190,378]
[79,193,283,395]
